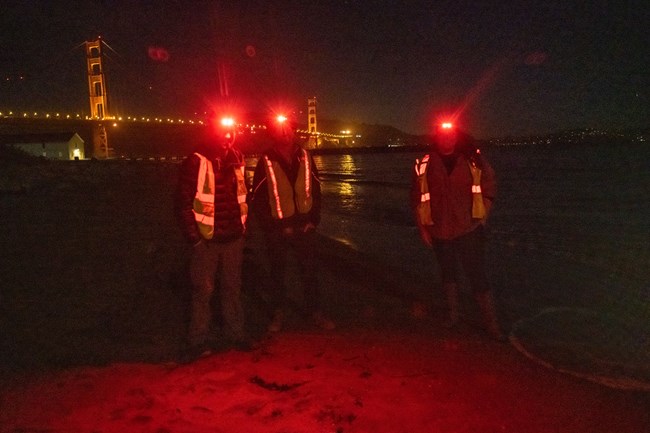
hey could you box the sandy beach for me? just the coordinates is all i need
[1,159,648,433]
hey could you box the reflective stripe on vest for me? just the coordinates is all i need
[414,155,433,226]
[295,149,313,213]
[303,149,311,199]
[264,156,287,219]
[468,159,486,219]
[193,153,215,239]
[264,150,314,220]
[415,154,430,202]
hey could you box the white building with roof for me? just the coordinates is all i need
[1,132,85,160]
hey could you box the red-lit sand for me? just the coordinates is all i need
[3,329,649,433]
[1,159,648,433]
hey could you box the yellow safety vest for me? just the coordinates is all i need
[414,153,486,226]
[193,152,248,240]
[264,149,313,220]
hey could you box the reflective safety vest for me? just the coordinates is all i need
[414,155,433,226]
[264,149,313,219]
[414,153,486,226]
[193,152,248,240]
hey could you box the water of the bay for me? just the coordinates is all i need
[314,141,650,388]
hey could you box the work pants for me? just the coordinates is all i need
[188,236,244,346]
[432,225,491,294]
[264,228,320,314]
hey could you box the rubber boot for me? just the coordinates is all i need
[475,291,506,341]
[443,283,460,328]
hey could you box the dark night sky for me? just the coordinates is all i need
[1,0,648,138]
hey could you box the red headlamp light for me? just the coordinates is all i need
[215,116,236,142]
[221,117,235,127]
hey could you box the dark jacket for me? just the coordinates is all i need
[250,145,321,231]
[175,145,244,244]
[410,142,496,240]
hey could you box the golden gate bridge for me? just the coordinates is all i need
[0,38,356,160]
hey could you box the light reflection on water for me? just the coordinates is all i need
[316,153,360,177]
[314,152,416,225]
[314,154,358,205]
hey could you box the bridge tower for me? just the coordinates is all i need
[84,38,110,158]
[307,97,318,148]
[85,38,109,119]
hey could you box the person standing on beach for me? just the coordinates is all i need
[250,113,335,333]
[411,120,504,340]
[175,116,252,359]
